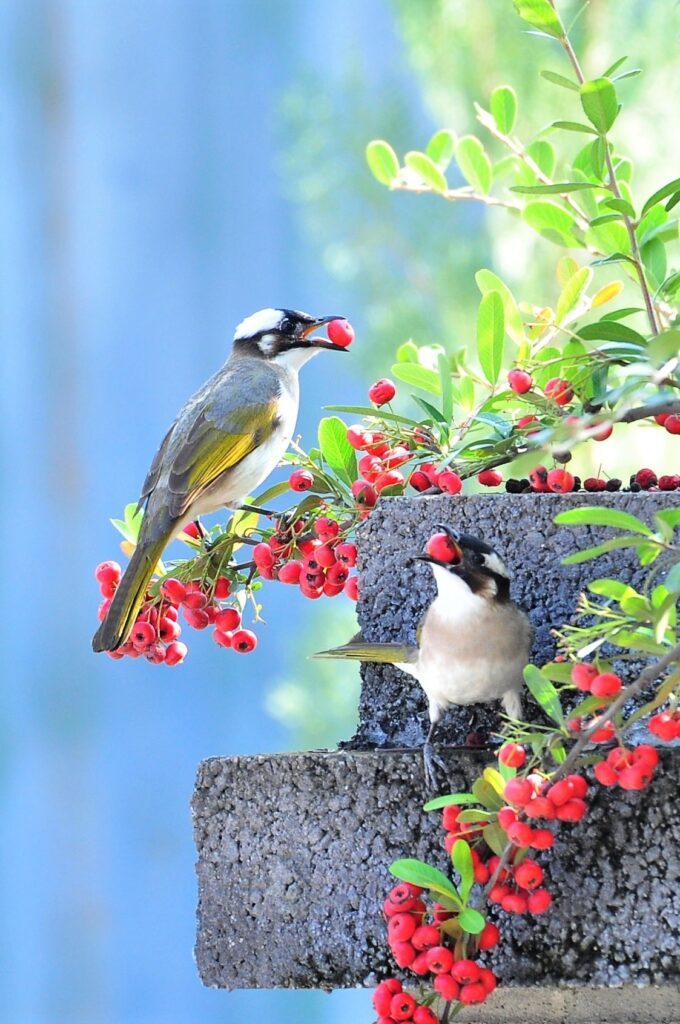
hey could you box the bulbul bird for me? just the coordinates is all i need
[93,307,347,653]
[315,525,532,789]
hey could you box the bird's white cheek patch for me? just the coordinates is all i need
[483,552,509,578]
[258,334,278,357]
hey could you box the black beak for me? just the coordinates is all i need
[301,315,349,351]
[433,523,461,544]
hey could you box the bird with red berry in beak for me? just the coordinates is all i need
[93,308,351,654]
[315,525,532,789]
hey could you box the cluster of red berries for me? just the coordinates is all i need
[649,709,680,741]
[381,882,499,1016]
[96,561,257,664]
[593,744,659,790]
[372,978,437,1024]
[571,663,622,698]
[252,516,359,601]
[654,412,680,435]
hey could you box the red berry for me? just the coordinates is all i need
[253,543,276,569]
[183,607,210,630]
[594,761,619,786]
[231,629,257,654]
[524,796,556,820]
[212,629,233,648]
[508,368,533,394]
[501,892,528,914]
[437,469,463,495]
[518,414,541,432]
[390,992,416,1021]
[358,454,382,482]
[386,883,423,909]
[478,921,500,950]
[451,959,480,984]
[145,642,166,664]
[413,1008,439,1024]
[584,477,606,492]
[391,941,416,968]
[158,616,180,642]
[373,980,401,1015]
[527,888,552,914]
[546,778,576,807]
[368,378,396,405]
[374,469,405,494]
[410,952,431,976]
[514,859,544,891]
[182,522,201,540]
[499,743,526,768]
[478,967,497,994]
[530,828,554,850]
[411,925,440,951]
[434,973,460,1000]
[655,413,670,425]
[97,599,111,622]
[164,640,188,666]
[131,620,156,648]
[425,532,462,564]
[409,470,431,492]
[344,576,359,601]
[383,445,412,470]
[546,468,575,493]
[528,465,549,492]
[571,662,598,691]
[388,913,416,944]
[591,672,622,698]
[545,377,573,405]
[591,718,616,743]
[555,798,587,822]
[503,777,533,806]
[335,542,357,567]
[664,415,680,434]
[498,806,518,831]
[459,982,487,1005]
[591,421,613,441]
[213,576,231,599]
[214,608,241,632]
[95,560,122,587]
[278,560,303,584]
[478,468,503,487]
[635,468,657,489]
[351,479,377,508]
[425,945,454,974]
[658,475,679,491]
[649,711,680,741]
[289,468,314,492]
[326,318,354,348]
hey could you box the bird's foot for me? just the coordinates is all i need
[238,502,275,517]
[423,742,449,793]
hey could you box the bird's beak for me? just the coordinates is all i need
[433,523,462,544]
[301,315,349,351]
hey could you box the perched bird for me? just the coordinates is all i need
[315,525,532,789]
[93,307,347,653]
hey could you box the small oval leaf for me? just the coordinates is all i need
[366,140,399,186]
[405,150,448,194]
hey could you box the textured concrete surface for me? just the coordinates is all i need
[193,748,680,992]
[353,492,676,748]
[455,986,680,1023]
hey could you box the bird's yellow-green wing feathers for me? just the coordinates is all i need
[314,633,418,664]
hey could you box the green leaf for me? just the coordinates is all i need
[391,363,442,396]
[483,823,507,857]
[524,201,580,247]
[588,578,634,600]
[112,503,145,544]
[423,793,477,811]
[524,664,565,725]
[317,417,357,487]
[405,151,448,194]
[664,562,680,593]
[641,238,667,288]
[604,55,628,77]
[641,177,680,217]
[490,85,518,134]
[475,269,525,345]
[471,778,503,810]
[426,129,457,169]
[365,140,399,186]
[324,405,419,427]
[556,266,592,323]
[561,536,648,565]
[577,321,647,345]
[526,140,556,176]
[456,136,492,195]
[396,340,419,363]
[554,506,653,534]
[552,120,598,135]
[477,291,505,385]
[602,197,636,217]
[452,840,474,902]
[438,353,453,423]
[512,0,564,37]
[541,69,579,91]
[512,182,599,195]
[390,858,462,907]
[580,77,618,134]
[456,810,494,823]
[458,907,486,935]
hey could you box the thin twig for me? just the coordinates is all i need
[391,180,520,211]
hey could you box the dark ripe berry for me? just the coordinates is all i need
[635,468,658,489]
[545,376,573,405]
[665,415,680,434]
[215,607,241,632]
[527,888,552,914]
[390,993,416,1022]
[434,973,460,1001]
[335,542,357,566]
[437,469,463,494]
[368,378,396,406]
[183,607,211,630]
[604,478,621,491]
[584,476,606,492]
[658,475,679,491]
[289,468,314,492]
[546,468,575,493]
[326,318,354,348]
[425,945,454,974]
[231,629,257,653]
[425,532,462,564]
[351,479,377,508]
[95,560,122,587]
[344,576,359,600]
[132,620,156,648]
[213,629,233,648]
[508,368,533,394]
[514,859,544,891]
[478,921,500,950]
[278,560,303,584]
[451,959,480,985]
[505,478,524,494]
[591,672,622,698]
[499,742,525,768]
[165,640,188,666]
[409,470,431,492]
[478,468,503,487]
[411,924,440,951]
[253,543,276,569]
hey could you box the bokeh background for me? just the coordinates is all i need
[1,1,678,1022]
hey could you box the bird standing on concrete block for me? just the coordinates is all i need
[93,308,349,654]
[315,525,532,789]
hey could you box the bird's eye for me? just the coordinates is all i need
[279,317,293,333]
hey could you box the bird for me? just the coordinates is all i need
[93,307,348,653]
[314,525,532,789]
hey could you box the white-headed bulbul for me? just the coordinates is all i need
[93,307,347,654]
[315,525,532,788]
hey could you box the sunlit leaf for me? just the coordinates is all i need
[477,291,505,384]
[580,77,618,134]
[365,140,399,186]
[512,0,564,37]
[490,85,518,134]
[405,150,448,194]
[426,129,457,169]
[456,135,492,194]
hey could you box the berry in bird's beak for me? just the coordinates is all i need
[326,318,355,348]
[300,316,353,351]
[424,531,463,564]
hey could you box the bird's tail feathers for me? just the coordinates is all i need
[313,641,418,664]
[92,522,170,653]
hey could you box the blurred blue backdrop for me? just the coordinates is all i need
[0,1,406,1021]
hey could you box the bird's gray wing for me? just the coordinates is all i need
[137,419,177,513]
